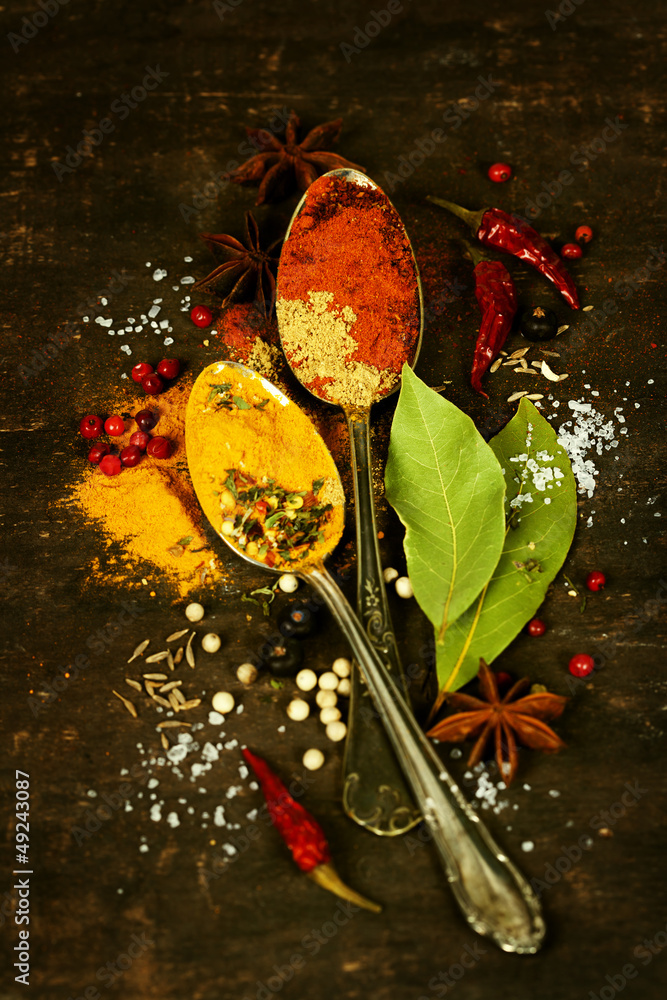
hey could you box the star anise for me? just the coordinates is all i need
[426,660,567,785]
[229,110,365,205]
[193,212,281,316]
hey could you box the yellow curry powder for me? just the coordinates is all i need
[67,379,226,599]
[186,363,345,571]
[65,305,353,598]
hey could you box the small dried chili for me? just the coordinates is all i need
[428,197,580,310]
[242,748,381,912]
[465,243,517,398]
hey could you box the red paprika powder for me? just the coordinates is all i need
[277,174,420,409]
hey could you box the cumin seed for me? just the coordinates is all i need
[525,394,545,400]
[159,680,182,693]
[152,694,172,709]
[156,720,191,729]
[166,628,190,642]
[186,631,196,668]
[490,357,503,373]
[160,733,169,751]
[112,690,138,718]
[127,639,150,664]
[143,673,168,681]
[169,692,181,711]
[145,650,170,664]
[125,678,143,692]
[507,391,528,402]
[173,647,184,665]
[180,698,202,710]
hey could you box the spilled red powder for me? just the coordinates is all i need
[215,303,280,362]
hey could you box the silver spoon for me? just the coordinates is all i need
[185,360,545,953]
[276,168,423,836]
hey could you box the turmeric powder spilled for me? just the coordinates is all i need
[186,362,345,572]
[66,379,227,599]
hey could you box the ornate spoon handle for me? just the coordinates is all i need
[341,410,421,836]
[306,564,545,955]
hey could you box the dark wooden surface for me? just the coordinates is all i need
[1,2,666,998]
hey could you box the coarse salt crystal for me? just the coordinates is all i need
[166,812,180,828]
[201,742,219,763]
[153,268,168,281]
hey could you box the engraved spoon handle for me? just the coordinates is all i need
[342,410,420,835]
[306,564,545,954]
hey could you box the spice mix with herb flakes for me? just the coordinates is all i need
[186,363,345,571]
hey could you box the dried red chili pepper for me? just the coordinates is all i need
[242,748,381,912]
[428,197,580,310]
[464,243,517,398]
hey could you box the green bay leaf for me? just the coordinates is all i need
[436,398,577,695]
[385,366,506,641]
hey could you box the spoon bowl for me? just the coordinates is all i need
[185,360,345,574]
[278,168,423,411]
